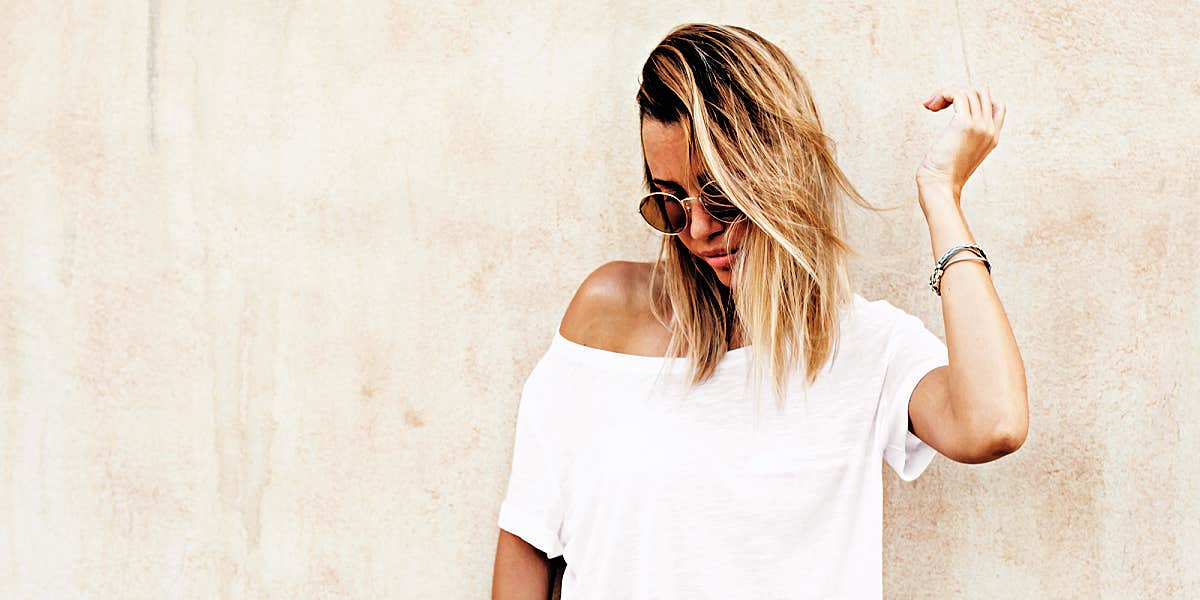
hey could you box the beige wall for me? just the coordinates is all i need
[1,2,1196,598]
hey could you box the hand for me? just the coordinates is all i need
[915,85,1006,199]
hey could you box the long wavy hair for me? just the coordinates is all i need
[638,23,885,414]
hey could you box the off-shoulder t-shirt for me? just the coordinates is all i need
[498,293,949,599]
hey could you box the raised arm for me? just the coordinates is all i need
[906,85,1029,464]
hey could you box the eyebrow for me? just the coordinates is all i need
[651,178,691,193]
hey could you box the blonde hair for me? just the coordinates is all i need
[637,23,885,414]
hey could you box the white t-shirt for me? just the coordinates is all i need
[498,293,949,599]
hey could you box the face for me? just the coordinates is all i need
[640,117,746,288]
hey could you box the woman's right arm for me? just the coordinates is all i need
[492,529,553,599]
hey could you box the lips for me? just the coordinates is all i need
[702,250,737,270]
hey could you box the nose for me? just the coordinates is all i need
[687,197,725,240]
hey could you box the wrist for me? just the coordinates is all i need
[916,179,961,215]
[916,176,961,199]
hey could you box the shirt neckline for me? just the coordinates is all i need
[551,330,752,372]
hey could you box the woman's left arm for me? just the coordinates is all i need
[906,85,1030,464]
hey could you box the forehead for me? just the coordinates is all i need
[640,118,695,183]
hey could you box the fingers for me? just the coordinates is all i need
[964,87,982,120]
[924,87,970,119]
[979,85,1006,147]
[924,86,1004,133]
[951,88,969,119]
[994,98,1007,137]
[978,86,993,129]
[922,90,939,108]
[923,88,953,111]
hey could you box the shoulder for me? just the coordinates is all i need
[845,293,943,349]
[571,260,649,306]
[846,293,908,326]
[558,261,654,348]
[837,293,920,343]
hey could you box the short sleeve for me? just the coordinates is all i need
[497,364,566,558]
[878,308,949,482]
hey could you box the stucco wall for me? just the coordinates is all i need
[1,2,1196,598]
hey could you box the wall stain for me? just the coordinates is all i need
[404,408,425,428]
[146,0,161,150]
[210,281,279,596]
[954,0,973,84]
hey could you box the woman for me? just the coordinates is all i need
[493,23,1027,599]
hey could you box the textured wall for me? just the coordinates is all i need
[1,2,1196,598]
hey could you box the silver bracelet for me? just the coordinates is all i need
[929,243,991,296]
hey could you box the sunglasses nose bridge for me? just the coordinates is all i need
[682,196,727,237]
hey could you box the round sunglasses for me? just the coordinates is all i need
[635,180,747,235]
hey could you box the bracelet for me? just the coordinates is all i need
[928,243,991,296]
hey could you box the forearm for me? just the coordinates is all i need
[918,181,1029,449]
[492,530,553,599]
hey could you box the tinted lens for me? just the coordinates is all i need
[700,181,745,224]
[638,193,686,233]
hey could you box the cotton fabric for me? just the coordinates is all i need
[498,293,949,599]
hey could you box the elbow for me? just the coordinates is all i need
[952,427,1025,464]
[987,423,1026,458]
[993,390,1030,456]
[953,397,1029,463]
[978,406,1029,461]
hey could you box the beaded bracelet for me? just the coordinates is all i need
[929,243,991,296]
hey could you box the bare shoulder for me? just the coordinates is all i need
[558,261,661,352]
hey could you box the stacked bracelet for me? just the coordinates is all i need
[928,243,991,296]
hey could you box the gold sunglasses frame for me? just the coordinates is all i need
[634,181,747,236]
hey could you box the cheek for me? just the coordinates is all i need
[729,223,749,246]
[674,231,695,249]
[725,226,739,243]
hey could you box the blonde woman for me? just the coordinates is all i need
[493,23,1027,599]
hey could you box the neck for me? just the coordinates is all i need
[728,320,747,349]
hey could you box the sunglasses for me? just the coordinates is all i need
[635,180,747,235]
